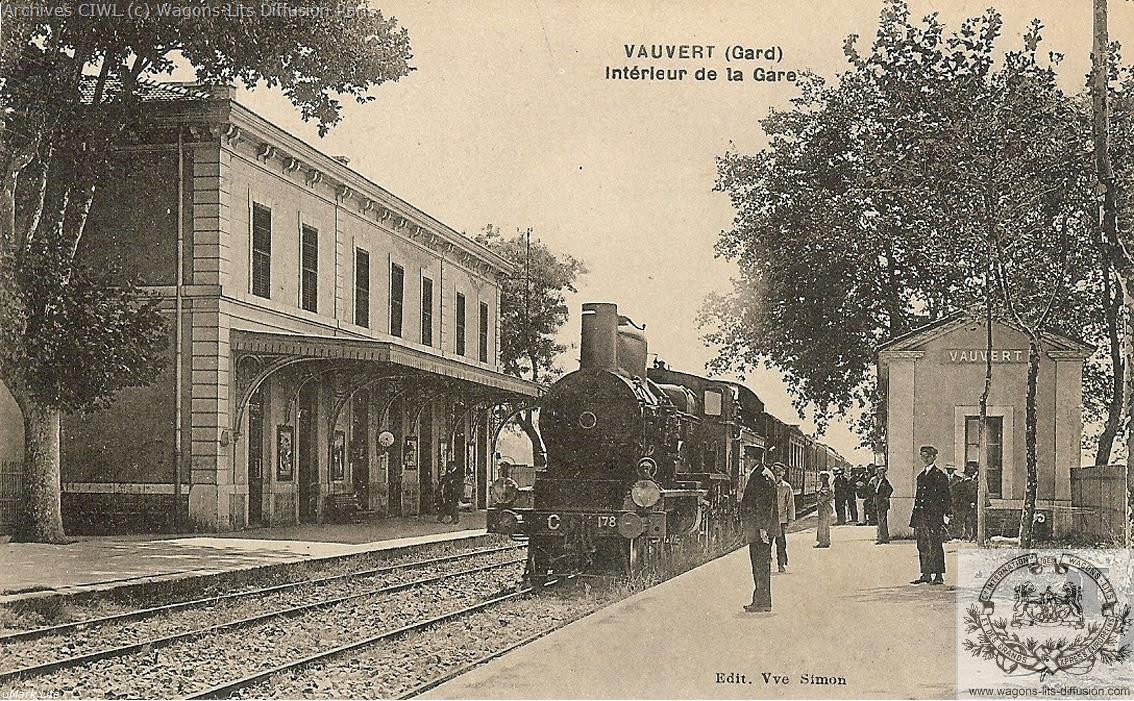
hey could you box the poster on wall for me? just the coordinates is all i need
[276,425,294,481]
[331,430,346,481]
[403,435,418,469]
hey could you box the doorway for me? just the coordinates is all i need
[297,383,318,523]
[247,389,265,526]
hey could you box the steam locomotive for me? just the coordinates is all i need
[488,302,849,580]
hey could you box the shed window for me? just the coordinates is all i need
[300,224,318,312]
[354,249,369,328]
[251,203,271,298]
[390,263,404,337]
[421,277,433,346]
[455,293,466,355]
[478,302,489,362]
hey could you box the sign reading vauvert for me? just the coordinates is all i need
[943,349,1027,363]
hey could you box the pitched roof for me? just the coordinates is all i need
[878,310,1094,354]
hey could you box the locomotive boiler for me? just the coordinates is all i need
[489,302,732,579]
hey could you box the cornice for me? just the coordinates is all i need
[879,350,925,361]
[137,97,514,281]
[220,101,513,281]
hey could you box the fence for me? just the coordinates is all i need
[1070,464,1128,546]
[0,460,22,534]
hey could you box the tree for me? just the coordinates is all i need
[475,225,586,464]
[1,4,414,542]
[705,0,1109,545]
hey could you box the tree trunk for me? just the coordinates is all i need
[1095,274,1124,465]
[977,269,993,547]
[1018,336,1041,548]
[10,396,66,543]
[516,409,546,467]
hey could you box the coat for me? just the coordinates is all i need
[910,465,952,529]
[873,477,894,511]
[740,466,779,544]
[833,474,851,499]
[438,470,462,507]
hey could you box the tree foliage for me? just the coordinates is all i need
[475,225,587,383]
[0,4,414,541]
[705,0,1120,467]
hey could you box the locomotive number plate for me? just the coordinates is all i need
[531,512,622,536]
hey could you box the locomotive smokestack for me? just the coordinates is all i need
[580,302,619,372]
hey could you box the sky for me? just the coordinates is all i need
[194,0,1134,463]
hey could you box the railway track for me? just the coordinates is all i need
[192,575,575,700]
[0,543,522,646]
[0,545,525,687]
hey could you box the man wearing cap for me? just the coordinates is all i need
[740,461,779,612]
[772,462,796,573]
[910,445,952,585]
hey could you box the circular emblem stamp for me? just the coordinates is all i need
[962,552,1131,678]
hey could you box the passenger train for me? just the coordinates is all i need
[487,302,850,580]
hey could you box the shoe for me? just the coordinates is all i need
[910,577,931,585]
[777,565,786,573]
[743,604,771,613]
[929,577,944,586]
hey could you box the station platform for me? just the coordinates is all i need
[428,523,960,700]
[0,511,487,605]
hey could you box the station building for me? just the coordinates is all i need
[0,82,539,534]
[877,312,1092,540]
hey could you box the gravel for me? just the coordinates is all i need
[231,581,635,699]
[0,562,523,699]
[0,548,522,678]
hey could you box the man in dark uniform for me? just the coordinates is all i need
[910,445,952,585]
[833,468,851,525]
[873,466,894,544]
[853,469,871,525]
[740,461,779,612]
[946,466,964,539]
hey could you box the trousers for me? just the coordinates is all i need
[915,525,945,575]
[774,530,788,567]
[876,508,889,543]
[748,541,772,609]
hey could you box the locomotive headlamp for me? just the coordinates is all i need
[636,457,658,479]
[630,479,662,509]
[617,512,646,539]
[490,477,519,506]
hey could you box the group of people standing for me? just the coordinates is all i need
[814,465,893,547]
[739,445,958,612]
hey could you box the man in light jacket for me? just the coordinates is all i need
[772,462,796,573]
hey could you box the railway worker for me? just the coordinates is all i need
[740,461,779,613]
[873,466,894,544]
[436,461,463,525]
[862,465,879,526]
[814,471,834,548]
[833,468,854,525]
[853,469,871,526]
[947,466,965,540]
[772,462,796,573]
[909,445,952,586]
